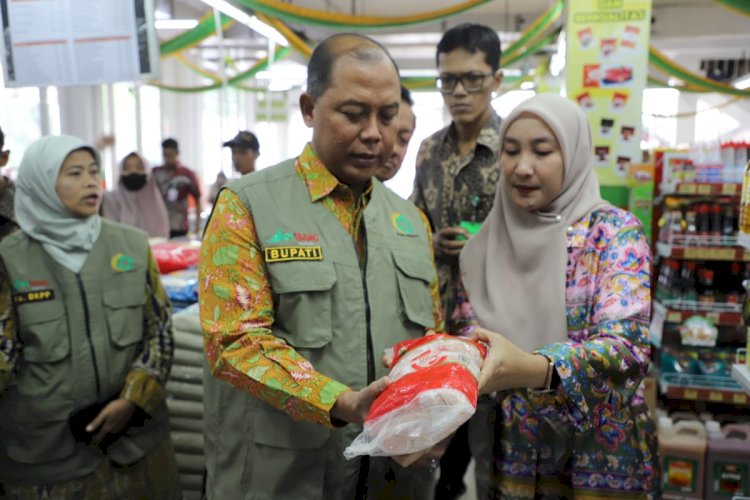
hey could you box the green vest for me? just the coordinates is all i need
[0,219,170,484]
[203,159,437,499]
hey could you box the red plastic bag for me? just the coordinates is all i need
[344,334,486,459]
[151,241,201,274]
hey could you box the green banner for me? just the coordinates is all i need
[714,0,750,16]
[234,0,492,29]
[159,13,234,57]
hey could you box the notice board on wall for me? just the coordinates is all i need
[0,0,159,87]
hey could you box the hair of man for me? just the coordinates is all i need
[436,23,502,73]
[306,33,401,99]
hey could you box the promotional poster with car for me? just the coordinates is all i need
[566,0,652,186]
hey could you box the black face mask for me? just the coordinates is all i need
[121,173,147,191]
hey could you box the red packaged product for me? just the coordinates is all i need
[151,240,201,274]
[344,334,486,459]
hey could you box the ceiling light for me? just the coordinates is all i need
[155,19,200,30]
[200,0,288,47]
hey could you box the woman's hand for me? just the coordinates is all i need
[86,398,136,444]
[470,327,549,394]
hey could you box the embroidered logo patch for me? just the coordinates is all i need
[111,253,135,272]
[265,246,323,263]
[12,279,50,291]
[13,289,55,305]
[266,228,295,245]
[391,212,416,237]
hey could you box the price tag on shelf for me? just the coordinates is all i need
[684,248,699,259]
[706,312,720,323]
[678,184,697,194]
[666,311,682,323]
[721,183,738,195]
[708,391,724,402]
[692,248,736,260]
[733,393,747,404]
[697,184,712,195]
[684,389,698,400]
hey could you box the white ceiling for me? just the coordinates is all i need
[163,0,750,81]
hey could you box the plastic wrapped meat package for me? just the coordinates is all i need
[344,334,486,459]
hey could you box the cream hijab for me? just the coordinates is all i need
[460,94,608,352]
[15,135,102,273]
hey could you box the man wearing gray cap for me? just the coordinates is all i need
[223,130,260,176]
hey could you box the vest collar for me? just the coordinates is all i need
[296,143,373,203]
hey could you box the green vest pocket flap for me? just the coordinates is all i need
[392,252,435,283]
[253,405,330,449]
[392,252,436,329]
[102,288,147,308]
[16,301,69,363]
[268,261,336,294]
[103,288,146,347]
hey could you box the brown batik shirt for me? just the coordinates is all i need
[410,112,502,331]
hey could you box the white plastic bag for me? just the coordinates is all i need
[344,334,486,459]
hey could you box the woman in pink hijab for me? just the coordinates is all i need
[458,94,658,498]
[102,152,169,239]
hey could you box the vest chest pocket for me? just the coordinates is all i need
[393,251,436,329]
[103,288,146,347]
[16,299,69,363]
[268,261,336,348]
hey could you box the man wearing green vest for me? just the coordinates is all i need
[199,33,443,499]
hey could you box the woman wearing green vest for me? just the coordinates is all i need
[0,135,180,498]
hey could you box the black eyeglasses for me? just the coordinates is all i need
[436,72,495,94]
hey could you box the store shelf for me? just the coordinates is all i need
[732,364,750,395]
[660,373,748,404]
[667,183,742,196]
[656,242,750,261]
[653,301,743,326]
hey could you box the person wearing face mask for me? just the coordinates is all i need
[101,152,170,239]
[459,94,658,498]
[0,136,179,498]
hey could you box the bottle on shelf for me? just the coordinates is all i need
[726,262,743,305]
[705,423,750,500]
[659,420,707,499]
[680,262,698,305]
[697,203,711,242]
[698,268,717,306]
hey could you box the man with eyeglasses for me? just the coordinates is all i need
[410,22,503,500]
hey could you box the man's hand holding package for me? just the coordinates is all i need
[330,376,390,425]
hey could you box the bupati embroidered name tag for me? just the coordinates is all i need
[13,289,55,305]
[265,246,323,263]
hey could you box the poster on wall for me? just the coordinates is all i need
[0,0,159,88]
[566,0,652,186]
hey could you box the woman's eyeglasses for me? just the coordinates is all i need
[436,72,495,94]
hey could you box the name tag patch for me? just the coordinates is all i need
[13,289,55,305]
[265,245,323,263]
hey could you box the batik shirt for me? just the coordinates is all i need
[456,206,658,499]
[199,144,443,428]
[0,177,16,241]
[0,249,173,414]
[411,112,502,331]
